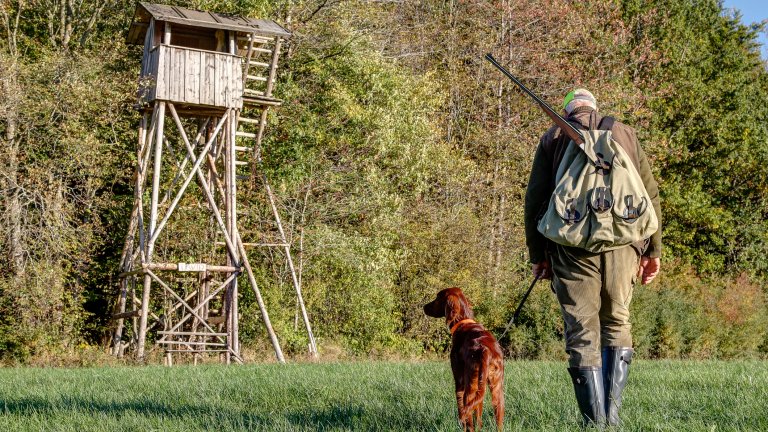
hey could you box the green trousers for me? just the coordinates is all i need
[550,244,639,368]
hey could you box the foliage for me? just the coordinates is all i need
[1,0,767,363]
[621,0,768,274]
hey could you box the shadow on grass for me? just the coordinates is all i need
[1,396,270,429]
[1,395,448,431]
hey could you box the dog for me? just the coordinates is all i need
[424,287,504,431]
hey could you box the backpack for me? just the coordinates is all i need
[536,117,658,253]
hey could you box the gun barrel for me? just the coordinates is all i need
[484,54,584,146]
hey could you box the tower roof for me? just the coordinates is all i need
[127,2,291,45]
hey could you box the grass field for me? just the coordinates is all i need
[1,360,766,431]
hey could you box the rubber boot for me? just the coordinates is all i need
[568,367,606,427]
[602,347,633,426]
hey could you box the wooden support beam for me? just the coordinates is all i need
[146,269,225,342]
[159,266,237,338]
[146,108,228,250]
[120,262,240,278]
[167,104,240,262]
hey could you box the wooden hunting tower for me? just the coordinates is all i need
[112,2,316,364]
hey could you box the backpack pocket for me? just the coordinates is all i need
[539,192,591,248]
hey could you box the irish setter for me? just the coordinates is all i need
[424,288,505,431]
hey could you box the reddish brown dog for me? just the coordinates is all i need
[424,288,504,431]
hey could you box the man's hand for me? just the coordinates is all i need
[532,259,552,280]
[638,256,660,285]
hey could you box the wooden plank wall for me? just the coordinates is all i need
[144,45,242,109]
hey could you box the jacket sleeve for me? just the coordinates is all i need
[634,135,662,258]
[524,139,553,264]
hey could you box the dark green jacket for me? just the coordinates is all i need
[524,106,662,263]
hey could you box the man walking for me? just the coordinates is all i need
[524,89,661,426]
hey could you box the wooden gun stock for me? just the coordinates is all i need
[485,54,584,146]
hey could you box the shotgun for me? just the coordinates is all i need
[484,54,584,147]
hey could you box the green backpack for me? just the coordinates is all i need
[537,118,658,253]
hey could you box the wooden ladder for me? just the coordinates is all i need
[234,32,318,357]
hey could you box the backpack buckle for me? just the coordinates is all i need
[593,152,611,175]
[563,198,582,225]
[622,196,645,223]
[590,187,613,213]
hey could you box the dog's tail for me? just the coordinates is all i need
[460,345,492,423]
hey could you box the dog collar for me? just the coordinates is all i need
[450,318,476,335]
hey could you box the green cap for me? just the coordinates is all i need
[562,89,597,114]
[562,90,576,110]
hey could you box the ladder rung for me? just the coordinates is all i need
[156,340,227,347]
[236,131,256,138]
[238,117,260,124]
[234,161,249,166]
[247,75,268,82]
[244,89,265,96]
[252,47,272,54]
[248,61,270,68]
[234,146,251,152]
[158,331,228,337]
[242,98,282,107]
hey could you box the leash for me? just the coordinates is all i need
[499,274,541,340]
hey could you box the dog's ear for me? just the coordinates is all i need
[445,294,461,323]
[459,293,474,319]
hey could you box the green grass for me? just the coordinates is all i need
[1,360,766,431]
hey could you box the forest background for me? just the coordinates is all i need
[1,0,767,365]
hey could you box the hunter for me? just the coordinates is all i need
[524,89,662,426]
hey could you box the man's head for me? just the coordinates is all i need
[563,88,597,114]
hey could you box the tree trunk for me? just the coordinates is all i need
[2,70,23,276]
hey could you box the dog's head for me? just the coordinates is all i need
[423,287,475,326]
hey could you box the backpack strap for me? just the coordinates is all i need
[597,116,615,131]
[597,115,642,168]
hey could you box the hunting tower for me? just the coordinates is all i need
[112,2,316,364]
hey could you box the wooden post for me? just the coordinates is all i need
[265,37,281,97]
[227,109,240,358]
[113,110,151,355]
[137,101,165,361]
[236,233,285,363]
[163,22,171,45]
[224,112,233,365]
[112,278,129,356]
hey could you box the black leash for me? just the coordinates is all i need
[499,274,541,340]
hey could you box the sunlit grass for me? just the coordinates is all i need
[1,360,766,431]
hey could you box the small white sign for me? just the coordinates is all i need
[178,263,207,272]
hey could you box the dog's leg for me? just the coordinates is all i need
[455,374,468,431]
[456,388,467,431]
[489,359,505,431]
[462,364,484,432]
[466,407,475,432]
[475,398,483,431]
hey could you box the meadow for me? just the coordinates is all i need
[1,360,766,431]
